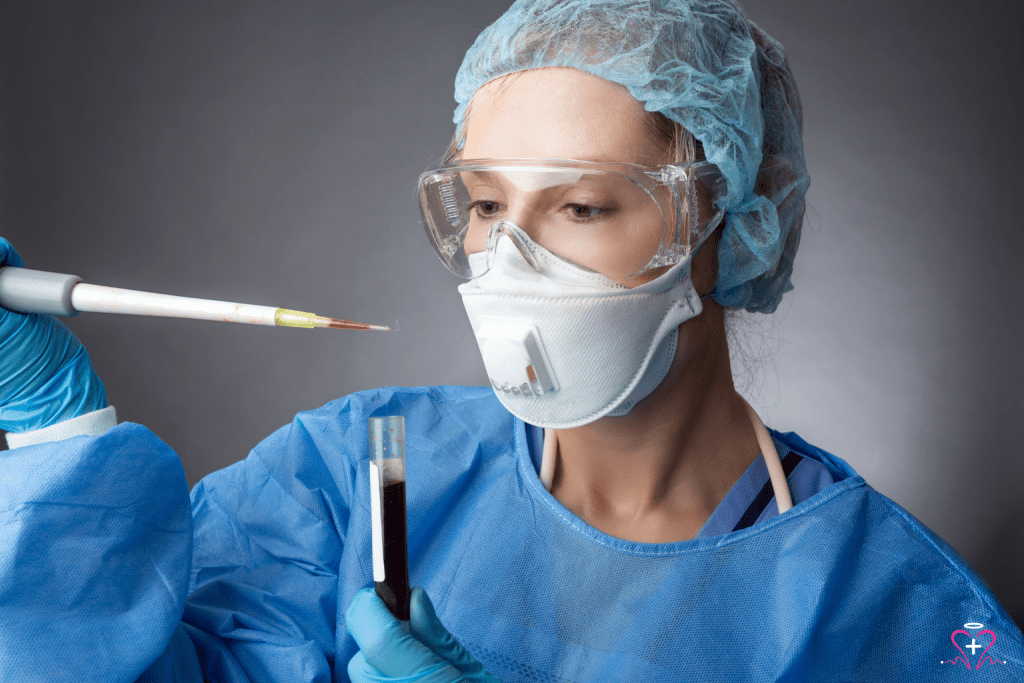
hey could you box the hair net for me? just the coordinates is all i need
[453,0,810,313]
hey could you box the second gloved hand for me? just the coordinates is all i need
[346,587,500,683]
[0,237,107,433]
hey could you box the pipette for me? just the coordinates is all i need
[0,266,389,331]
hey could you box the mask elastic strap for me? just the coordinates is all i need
[739,396,794,513]
[540,428,557,491]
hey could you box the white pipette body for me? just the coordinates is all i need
[0,266,388,330]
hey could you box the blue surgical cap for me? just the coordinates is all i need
[453,0,810,313]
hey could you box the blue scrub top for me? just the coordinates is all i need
[1,385,1021,682]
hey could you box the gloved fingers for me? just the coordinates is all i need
[0,236,106,432]
[409,587,489,677]
[0,236,26,268]
[0,316,107,432]
[347,650,460,683]
[346,588,462,680]
[347,651,388,683]
[0,314,79,396]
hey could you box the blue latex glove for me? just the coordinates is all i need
[0,237,107,433]
[346,587,500,683]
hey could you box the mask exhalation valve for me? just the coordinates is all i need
[473,318,558,397]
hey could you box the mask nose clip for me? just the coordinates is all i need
[485,221,543,273]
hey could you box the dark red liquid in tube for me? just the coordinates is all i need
[375,480,410,620]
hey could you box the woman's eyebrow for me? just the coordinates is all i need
[464,170,497,183]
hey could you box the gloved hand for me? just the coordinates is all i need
[346,587,500,683]
[0,237,107,433]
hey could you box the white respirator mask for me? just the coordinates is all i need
[458,222,704,429]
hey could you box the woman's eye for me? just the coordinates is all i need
[471,200,503,217]
[567,204,603,219]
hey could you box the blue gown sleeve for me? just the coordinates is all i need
[178,408,351,682]
[0,405,355,683]
[0,423,196,682]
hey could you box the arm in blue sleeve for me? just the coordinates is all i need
[0,423,196,682]
[179,411,350,682]
[0,407,353,682]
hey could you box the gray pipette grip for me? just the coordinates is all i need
[0,266,82,316]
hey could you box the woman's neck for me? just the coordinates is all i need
[548,302,760,543]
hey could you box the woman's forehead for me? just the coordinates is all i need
[461,67,662,164]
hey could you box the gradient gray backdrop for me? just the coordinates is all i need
[2,0,1022,631]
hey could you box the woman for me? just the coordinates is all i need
[0,1,1020,681]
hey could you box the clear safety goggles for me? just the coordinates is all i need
[418,158,727,284]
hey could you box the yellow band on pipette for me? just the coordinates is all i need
[275,308,318,328]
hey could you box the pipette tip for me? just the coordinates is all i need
[325,318,390,331]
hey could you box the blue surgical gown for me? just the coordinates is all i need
[1,385,1021,681]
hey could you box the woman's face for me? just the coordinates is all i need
[459,67,690,288]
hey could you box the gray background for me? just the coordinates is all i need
[1,0,1021,631]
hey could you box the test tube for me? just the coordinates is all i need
[368,416,410,622]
